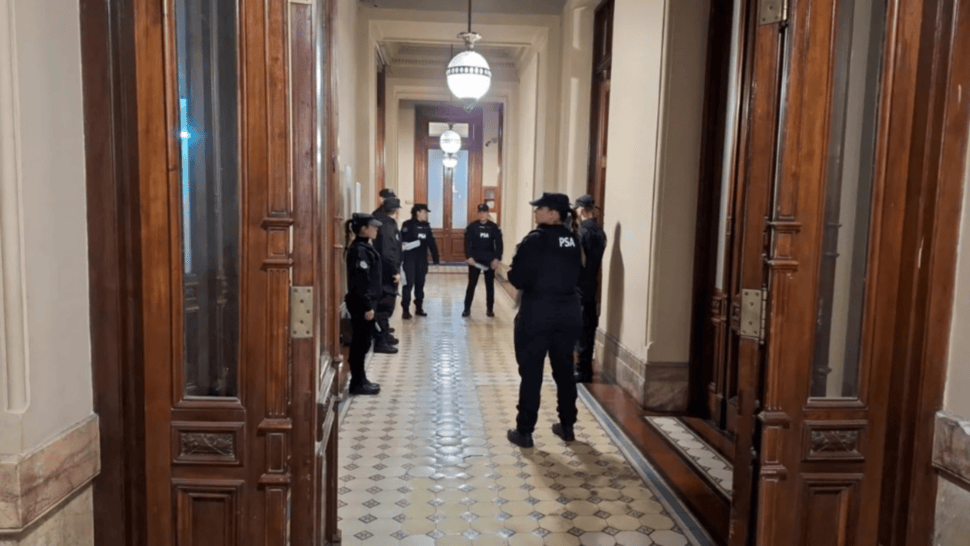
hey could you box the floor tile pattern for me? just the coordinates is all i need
[338,275,698,546]
[643,417,733,496]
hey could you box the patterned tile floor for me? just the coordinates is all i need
[644,418,733,497]
[338,274,709,546]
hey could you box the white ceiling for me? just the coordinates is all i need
[359,0,567,16]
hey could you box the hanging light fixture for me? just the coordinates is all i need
[446,0,491,106]
[443,154,458,169]
[440,129,462,154]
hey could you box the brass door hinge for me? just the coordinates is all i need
[740,288,768,343]
[760,0,789,25]
[291,286,313,339]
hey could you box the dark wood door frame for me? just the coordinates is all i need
[375,51,387,204]
[877,0,970,543]
[81,0,147,543]
[586,0,613,214]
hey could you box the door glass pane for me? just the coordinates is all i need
[810,0,886,398]
[451,150,469,228]
[428,149,445,229]
[177,0,240,398]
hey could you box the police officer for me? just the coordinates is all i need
[573,195,607,383]
[506,193,582,448]
[343,213,383,395]
[463,203,503,318]
[401,204,440,319]
[372,196,402,354]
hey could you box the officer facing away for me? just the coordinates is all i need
[463,203,503,318]
[506,192,583,448]
[372,196,402,354]
[400,204,440,319]
[343,213,383,395]
[573,195,607,383]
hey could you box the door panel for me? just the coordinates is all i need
[141,0,336,544]
[725,1,786,542]
[752,0,891,544]
[414,104,484,263]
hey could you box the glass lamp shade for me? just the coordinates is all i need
[442,155,459,169]
[446,50,492,100]
[440,130,462,154]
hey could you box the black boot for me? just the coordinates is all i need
[415,303,427,317]
[349,382,380,395]
[462,309,471,318]
[507,429,534,448]
[552,423,575,442]
[486,309,495,318]
[402,306,412,320]
[574,366,593,383]
[374,343,398,354]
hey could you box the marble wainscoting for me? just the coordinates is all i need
[595,331,689,412]
[0,414,99,545]
[933,411,970,546]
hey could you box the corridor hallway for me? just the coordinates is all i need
[337,273,714,546]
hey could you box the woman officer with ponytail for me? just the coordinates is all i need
[344,213,384,395]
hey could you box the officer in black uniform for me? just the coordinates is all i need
[573,195,607,383]
[463,203,503,318]
[401,204,440,319]
[372,196,402,354]
[506,193,582,448]
[343,213,383,395]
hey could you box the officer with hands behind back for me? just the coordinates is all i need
[506,193,583,448]
[372,193,402,354]
[463,203,503,318]
[343,213,383,396]
[573,195,607,383]
[400,204,440,319]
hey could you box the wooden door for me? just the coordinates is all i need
[586,0,613,212]
[722,0,896,544]
[136,0,337,544]
[414,104,484,263]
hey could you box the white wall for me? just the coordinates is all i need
[598,0,669,362]
[557,0,597,199]
[645,0,710,364]
[511,52,540,258]
[396,101,416,206]
[335,0,361,214]
[0,0,93,456]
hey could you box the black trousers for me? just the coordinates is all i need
[375,285,396,341]
[576,298,599,374]
[348,306,374,388]
[464,266,495,311]
[401,257,428,309]
[513,296,582,434]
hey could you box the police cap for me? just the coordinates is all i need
[412,203,430,215]
[573,194,595,209]
[382,197,401,212]
[477,203,490,213]
[530,192,572,216]
[351,212,382,232]
[379,188,397,199]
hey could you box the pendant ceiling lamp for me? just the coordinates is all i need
[440,130,462,154]
[446,0,491,106]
